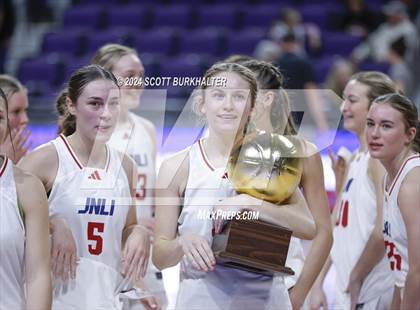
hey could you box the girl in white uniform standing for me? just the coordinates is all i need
[313,72,397,310]
[0,88,51,309]
[19,65,151,309]
[153,62,316,310]
[241,59,333,310]
[91,44,161,310]
[366,93,420,310]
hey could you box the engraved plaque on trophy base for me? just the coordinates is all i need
[212,218,294,276]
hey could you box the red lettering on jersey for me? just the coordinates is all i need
[136,173,147,200]
[87,222,104,255]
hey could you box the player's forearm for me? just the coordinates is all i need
[26,270,52,310]
[293,226,333,298]
[313,255,332,289]
[244,195,315,240]
[152,237,184,270]
[350,227,385,282]
[401,269,420,310]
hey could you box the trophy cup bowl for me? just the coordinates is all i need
[212,131,303,275]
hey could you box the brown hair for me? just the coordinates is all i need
[61,65,119,135]
[91,44,138,71]
[55,88,76,136]
[241,59,297,135]
[373,93,420,153]
[350,71,398,107]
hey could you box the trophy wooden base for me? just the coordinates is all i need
[212,218,294,276]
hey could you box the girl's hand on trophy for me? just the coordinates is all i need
[178,233,216,272]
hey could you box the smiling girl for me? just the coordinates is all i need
[153,62,315,309]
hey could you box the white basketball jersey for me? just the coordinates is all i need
[48,135,131,272]
[284,237,305,289]
[108,113,155,219]
[176,140,291,310]
[383,154,420,288]
[0,157,26,309]
[331,151,392,303]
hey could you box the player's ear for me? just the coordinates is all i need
[66,97,76,116]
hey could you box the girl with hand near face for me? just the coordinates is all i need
[0,75,31,163]
[153,62,315,310]
[19,65,151,309]
[0,88,52,309]
[366,93,420,310]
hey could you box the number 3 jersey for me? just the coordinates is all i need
[383,154,420,288]
[331,151,392,303]
[107,113,155,220]
[48,135,131,272]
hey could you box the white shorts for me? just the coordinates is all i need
[52,258,150,310]
[334,289,350,310]
[335,287,393,310]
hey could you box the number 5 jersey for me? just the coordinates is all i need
[48,134,131,273]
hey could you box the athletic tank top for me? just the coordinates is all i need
[383,154,420,288]
[0,157,26,309]
[176,140,291,310]
[331,151,392,302]
[48,135,131,272]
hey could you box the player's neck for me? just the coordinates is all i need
[67,133,107,168]
[203,134,235,169]
[385,148,415,182]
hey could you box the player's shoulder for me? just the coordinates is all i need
[18,141,57,171]
[13,166,47,211]
[160,147,190,177]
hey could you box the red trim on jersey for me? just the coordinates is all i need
[0,157,8,178]
[198,139,215,171]
[388,154,420,195]
[105,146,110,172]
[59,134,83,170]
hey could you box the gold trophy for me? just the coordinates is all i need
[212,131,303,275]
